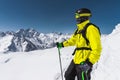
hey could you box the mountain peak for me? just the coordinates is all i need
[111,23,120,35]
[16,28,37,33]
[26,28,36,32]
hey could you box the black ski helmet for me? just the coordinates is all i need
[75,8,92,19]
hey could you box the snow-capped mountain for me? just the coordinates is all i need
[0,28,70,53]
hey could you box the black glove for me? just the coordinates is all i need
[79,59,93,72]
[56,42,64,49]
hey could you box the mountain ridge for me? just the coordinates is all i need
[0,28,70,53]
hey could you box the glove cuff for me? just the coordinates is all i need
[61,42,64,47]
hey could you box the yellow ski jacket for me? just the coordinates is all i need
[63,20,102,64]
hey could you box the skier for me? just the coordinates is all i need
[56,8,102,80]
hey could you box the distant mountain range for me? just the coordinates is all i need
[0,28,71,53]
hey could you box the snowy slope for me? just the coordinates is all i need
[91,23,120,80]
[0,24,120,80]
[0,47,74,80]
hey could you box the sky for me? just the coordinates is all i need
[0,0,119,34]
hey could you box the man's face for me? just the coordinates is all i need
[76,16,89,24]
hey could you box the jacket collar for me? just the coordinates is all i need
[76,20,90,30]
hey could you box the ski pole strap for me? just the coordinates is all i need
[72,47,92,55]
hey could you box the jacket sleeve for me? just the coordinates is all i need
[63,34,76,47]
[87,25,102,64]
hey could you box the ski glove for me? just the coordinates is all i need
[56,42,64,49]
[79,59,93,72]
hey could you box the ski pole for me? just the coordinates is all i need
[57,48,64,80]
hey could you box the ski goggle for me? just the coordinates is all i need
[75,13,91,19]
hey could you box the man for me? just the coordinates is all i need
[56,8,102,80]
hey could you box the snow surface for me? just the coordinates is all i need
[0,24,120,80]
[0,47,74,80]
[0,35,13,52]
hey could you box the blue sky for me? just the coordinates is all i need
[0,0,119,34]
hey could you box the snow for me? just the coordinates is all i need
[0,47,74,80]
[0,24,120,80]
[0,35,13,52]
[91,24,120,80]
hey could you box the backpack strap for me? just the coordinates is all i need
[81,23,91,45]
[72,47,92,55]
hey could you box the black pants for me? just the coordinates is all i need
[64,60,92,80]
